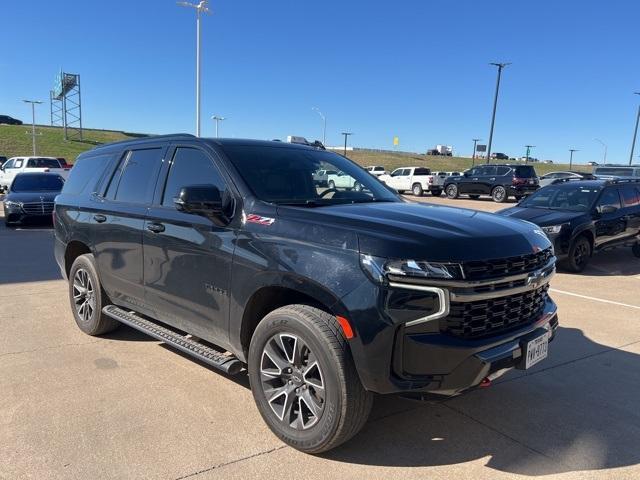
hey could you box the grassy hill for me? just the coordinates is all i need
[0,123,593,175]
[0,124,144,161]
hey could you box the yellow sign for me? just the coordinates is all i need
[393,136,399,146]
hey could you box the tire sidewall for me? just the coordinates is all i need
[446,184,458,199]
[492,186,507,203]
[412,183,423,196]
[566,236,591,272]
[248,311,344,452]
[69,254,105,334]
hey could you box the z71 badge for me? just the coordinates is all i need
[245,213,275,226]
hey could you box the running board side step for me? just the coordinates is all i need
[102,305,243,375]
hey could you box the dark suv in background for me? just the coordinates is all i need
[445,164,539,203]
[54,135,558,453]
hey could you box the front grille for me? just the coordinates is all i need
[21,202,54,215]
[463,247,553,280]
[442,284,549,339]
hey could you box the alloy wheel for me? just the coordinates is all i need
[573,241,588,267]
[260,333,325,430]
[72,268,96,322]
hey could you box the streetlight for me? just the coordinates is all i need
[23,99,43,155]
[211,115,226,138]
[312,107,326,146]
[486,62,511,163]
[472,138,481,165]
[524,145,535,163]
[629,92,640,165]
[341,132,353,157]
[569,149,579,169]
[177,0,211,137]
[594,138,608,164]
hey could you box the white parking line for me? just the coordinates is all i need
[550,288,640,310]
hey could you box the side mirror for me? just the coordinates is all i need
[597,205,617,215]
[174,184,226,219]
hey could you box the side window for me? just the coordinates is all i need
[3,159,14,169]
[110,148,163,204]
[496,166,510,175]
[391,169,403,177]
[596,188,622,210]
[414,168,430,176]
[62,154,114,195]
[14,159,24,169]
[481,166,497,176]
[620,186,639,207]
[162,147,227,207]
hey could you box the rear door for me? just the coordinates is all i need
[142,144,237,344]
[91,145,166,309]
[593,187,626,249]
[619,185,640,239]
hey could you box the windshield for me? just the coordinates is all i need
[222,145,398,205]
[519,184,600,212]
[594,167,635,176]
[11,174,64,192]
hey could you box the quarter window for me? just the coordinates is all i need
[596,188,622,210]
[620,186,640,207]
[63,154,114,195]
[162,148,227,207]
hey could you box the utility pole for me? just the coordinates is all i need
[629,92,640,165]
[211,115,226,138]
[341,132,353,157]
[312,107,327,146]
[486,62,511,163]
[524,145,535,163]
[569,149,578,170]
[178,0,210,137]
[472,138,481,165]
[23,99,43,155]
[594,138,608,164]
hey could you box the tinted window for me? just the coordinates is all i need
[481,166,497,176]
[414,167,431,175]
[26,158,60,168]
[162,148,226,207]
[496,166,511,175]
[520,185,600,212]
[3,159,14,169]
[620,186,640,207]
[62,154,113,195]
[11,174,64,192]
[514,166,536,178]
[594,167,635,176]
[597,188,621,210]
[111,148,162,204]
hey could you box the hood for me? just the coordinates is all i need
[498,206,586,226]
[6,191,60,203]
[275,201,551,262]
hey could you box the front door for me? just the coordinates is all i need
[459,166,482,194]
[143,145,236,345]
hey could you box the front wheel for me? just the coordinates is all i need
[564,235,592,273]
[491,186,508,203]
[248,305,373,454]
[445,184,459,199]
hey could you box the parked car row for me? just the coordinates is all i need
[0,156,71,193]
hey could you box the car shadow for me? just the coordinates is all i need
[574,248,640,276]
[323,326,640,476]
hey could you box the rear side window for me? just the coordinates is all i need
[414,168,431,175]
[597,188,621,210]
[514,166,536,178]
[496,166,511,175]
[108,148,163,204]
[62,154,113,195]
[481,166,497,176]
[620,186,640,207]
[162,148,227,207]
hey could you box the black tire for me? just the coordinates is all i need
[68,254,120,336]
[564,235,592,273]
[431,189,442,197]
[491,185,508,203]
[412,183,423,197]
[248,305,373,454]
[328,180,336,190]
[632,243,640,258]
[469,195,480,200]
[445,184,459,199]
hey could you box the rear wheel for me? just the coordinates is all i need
[248,305,373,454]
[565,235,592,273]
[445,184,459,199]
[412,183,423,196]
[491,186,508,203]
[68,254,120,336]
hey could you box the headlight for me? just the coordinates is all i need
[3,200,22,209]
[542,225,563,235]
[360,254,462,284]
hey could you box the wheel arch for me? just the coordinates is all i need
[64,240,93,277]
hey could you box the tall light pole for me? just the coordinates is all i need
[312,107,326,146]
[472,138,481,165]
[569,149,578,169]
[629,92,640,165]
[524,145,535,163]
[211,115,225,138]
[178,0,210,137]
[486,62,511,163]
[341,132,353,157]
[23,99,43,155]
[594,138,607,164]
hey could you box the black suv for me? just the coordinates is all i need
[54,135,558,453]
[499,178,640,272]
[445,164,539,203]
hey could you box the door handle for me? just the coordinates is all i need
[93,214,107,223]
[147,222,165,233]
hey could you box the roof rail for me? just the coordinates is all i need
[607,178,640,185]
[91,133,196,150]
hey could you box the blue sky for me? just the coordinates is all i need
[1,0,639,163]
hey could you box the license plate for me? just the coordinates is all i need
[524,332,549,369]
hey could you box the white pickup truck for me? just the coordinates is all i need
[0,157,70,192]
[378,166,445,196]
